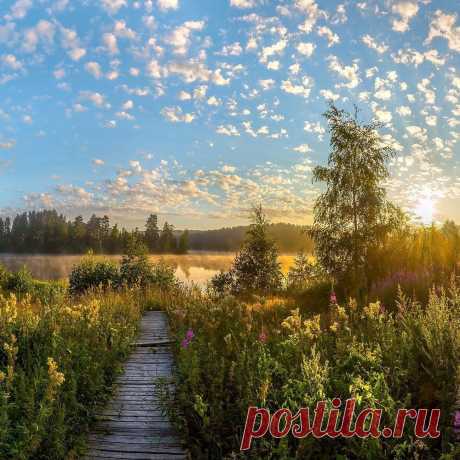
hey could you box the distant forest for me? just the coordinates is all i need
[188,223,313,253]
[0,209,312,254]
[0,210,187,254]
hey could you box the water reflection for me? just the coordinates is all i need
[0,252,296,287]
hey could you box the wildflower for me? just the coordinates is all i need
[47,357,65,387]
[186,329,195,341]
[258,331,267,343]
[181,328,195,349]
[330,321,339,333]
[453,409,460,437]
[330,291,337,304]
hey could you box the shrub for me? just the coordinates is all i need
[4,266,34,298]
[69,256,119,295]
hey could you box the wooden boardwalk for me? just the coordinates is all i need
[85,311,188,459]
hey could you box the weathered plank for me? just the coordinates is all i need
[84,311,188,459]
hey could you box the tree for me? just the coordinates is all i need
[177,230,189,254]
[287,251,322,289]
[231,205,282,294]
[309,104,402,298]
[158,222,176,253]
[145,214,160,252]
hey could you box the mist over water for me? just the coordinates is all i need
[0,252,297,286]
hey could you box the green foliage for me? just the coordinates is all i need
[0,289,141,459]
[287,251,324,290]
[4,266,34,297]
[165,283,460,459]
[211,205,282,296]
[68,256,119,295]
[0,210,186,255]
[310,104,403,298]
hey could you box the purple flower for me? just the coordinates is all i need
[181,338,190,349]
[186,329,195,341]
[330,291,337,304]
[454,410,460,427]
[259,331,267,343]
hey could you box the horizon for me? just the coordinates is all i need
[1,0,459,229]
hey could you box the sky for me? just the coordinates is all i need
[0,0,459,230]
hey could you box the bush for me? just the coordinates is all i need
[69,256,119,295]
[4,266,34,298]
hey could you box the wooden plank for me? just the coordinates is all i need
[84,311,188,459]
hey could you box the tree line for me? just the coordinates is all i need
[0,211,189,254]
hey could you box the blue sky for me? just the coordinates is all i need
[0,0,459,229]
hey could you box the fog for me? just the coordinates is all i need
[0,252,297,286]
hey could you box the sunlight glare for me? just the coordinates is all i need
[414,196,436,225]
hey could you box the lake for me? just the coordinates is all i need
[0,252,297,286]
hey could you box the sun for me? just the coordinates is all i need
[413,196,436,225]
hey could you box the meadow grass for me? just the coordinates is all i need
[0,286,142,459]
[163,282,460,459]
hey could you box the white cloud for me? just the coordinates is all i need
[374,109,392,123]
[327,55,360,89]
[260,40,287,64]
[101,0,127,14]
[1,54,22,70]
[166,20,205,55]
[178,90,191,100]
[93,159,105,166]
[267,61,280,70]
[296,0,322,34]
[317,26,340,47]
[122,100,134,110]
[406,125,427,142]
[102,32,118,55]
[60,25,86,60]
[161,106,195,123]
[216,124,240,136]
[293,144,311,153]
[85,62,102,79]
[296,42,315,57]
[319,89,340,101]
[425,10,460,53]
[417,78,436,104]
[391,1,419,33]
[7,0,32,20]
[281,76,313,98]
[207,96,221,106]
[114,20,137,40]
[23,20,55,53]
[362,34,388,54]
[396,105,412,116]
[230,0,258,8]
[158,0,179,11]
[212,68,230,85]
[80,91,107,108]
[259,79,275,90]
[217,42,243,56]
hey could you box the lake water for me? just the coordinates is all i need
[0,252,297,286]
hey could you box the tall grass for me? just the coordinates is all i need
[164,282,460,459]
[0,288,141,459]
